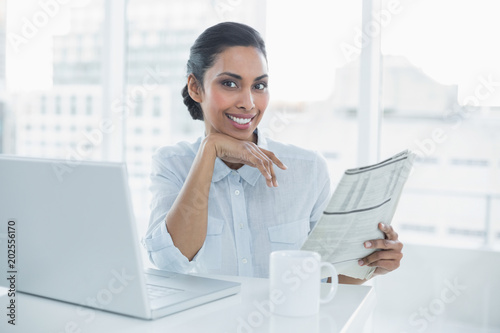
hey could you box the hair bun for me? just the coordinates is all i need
[182,84,203,120]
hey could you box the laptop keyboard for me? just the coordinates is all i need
[146,284,183,300]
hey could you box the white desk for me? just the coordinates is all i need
[0,275,375,333]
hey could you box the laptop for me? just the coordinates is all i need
[0,155,240,320]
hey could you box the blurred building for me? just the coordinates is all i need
[0,0,7,154]
[13,1,211,171]
[332,55,460,117]
[0,107,3,154]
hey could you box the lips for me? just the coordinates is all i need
[226,114,255,125]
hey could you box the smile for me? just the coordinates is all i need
[226,114,254,125]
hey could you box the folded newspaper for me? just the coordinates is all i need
[301,150,416,280]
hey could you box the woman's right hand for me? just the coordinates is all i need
[205,133,287,187]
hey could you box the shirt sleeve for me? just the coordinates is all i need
[141,150,203,274]
[309,152,332,232]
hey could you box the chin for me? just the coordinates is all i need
[228,128,256,142]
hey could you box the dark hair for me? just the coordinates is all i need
[182,22,267,120]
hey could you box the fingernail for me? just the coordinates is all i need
[380,223,386,229]
[364,241,372,248]
[358,260,364,266]
[283,164,288,169]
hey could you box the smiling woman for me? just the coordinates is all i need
[188,46,269,143]
[142,22,404,281]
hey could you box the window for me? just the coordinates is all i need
[40,95,46,114]
[379,0,500,246]
[134,96,143,117]
[263,1,362,185]
[153,96,161,117]
[55,96,61,114]
[70,95,77,115]
[86,95,92,115]
[4,0,105,159]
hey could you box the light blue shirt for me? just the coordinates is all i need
[142,132,331,278]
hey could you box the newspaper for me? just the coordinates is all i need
[301,150,416,280]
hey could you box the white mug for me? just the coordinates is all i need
[269,250,338,317]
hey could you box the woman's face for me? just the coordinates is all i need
[195,46,269,142]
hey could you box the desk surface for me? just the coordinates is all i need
[0,275,374,333]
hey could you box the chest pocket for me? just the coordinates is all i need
[267,218,310,252]
[202,217,225,270]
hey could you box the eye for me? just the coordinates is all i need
[254,82,268,90]
[222,80,237,88]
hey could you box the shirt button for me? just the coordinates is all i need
[239,223,244,229]
[234,190,240,195]
[242,258,248,264]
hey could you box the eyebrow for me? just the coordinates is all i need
[217,72,268,82]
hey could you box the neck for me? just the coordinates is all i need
[224,161,244,170]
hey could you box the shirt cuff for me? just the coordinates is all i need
[142,221,203,274]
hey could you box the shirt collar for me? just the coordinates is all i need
[197,129,267,186]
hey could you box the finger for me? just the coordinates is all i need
[243,149,272,180]
[358,251,402,271]
[252,147,279,187]
[264,153,278,187]
[366,259,401,271]
[363,238,403,251]
[373,267,390,276]
[366,259,400,273]
[379,223,398,240]
[257,148,276,185]
[260,148,288,170]
[248,148,276,187]
[362,248,403,264]
[270,162,278,187]
[250,148,274,185]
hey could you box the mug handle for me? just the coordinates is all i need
[319,262,338,304]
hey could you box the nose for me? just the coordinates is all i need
[237,89,255,111]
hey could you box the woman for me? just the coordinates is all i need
[143,22,403,283]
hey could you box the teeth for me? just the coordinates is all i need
[228,114,252,125]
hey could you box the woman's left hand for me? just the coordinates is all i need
[358,223,403,277]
